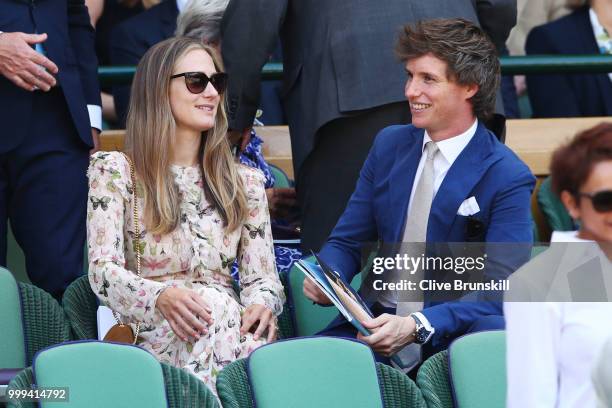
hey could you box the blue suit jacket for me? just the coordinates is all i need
[0,0,100,152]
[319,122,535,347]
[526,6,612,118]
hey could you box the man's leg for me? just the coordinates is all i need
[298,102,410,252]
[8,88,89,300]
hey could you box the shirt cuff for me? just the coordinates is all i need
[88,104,102,131]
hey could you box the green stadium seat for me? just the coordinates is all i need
[6,224,28,284]
[537,177,575,232]
[7,341,219,408]
[269,164,292,188]
[217,337,426,408]
[0,268,70,404]
[0,268,27,370]
[62,275,99,340]
[417,330,506,408]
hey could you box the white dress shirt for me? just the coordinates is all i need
[176,0,189,12]
[406,119,478,216]
[506,232,612,408]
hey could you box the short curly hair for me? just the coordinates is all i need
[550,122,612,196]
[396,18,500,121]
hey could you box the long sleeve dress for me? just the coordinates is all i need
[86,151,285,395]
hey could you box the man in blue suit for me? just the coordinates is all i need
[304,19,535,367]
[0,0,101,299]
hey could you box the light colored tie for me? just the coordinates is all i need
[394,141,439,371]
[402,141,439,244]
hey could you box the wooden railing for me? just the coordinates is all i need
[101,117,611,178]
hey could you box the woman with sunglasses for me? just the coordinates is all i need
[87,36,284,395]
[505,123,612,407]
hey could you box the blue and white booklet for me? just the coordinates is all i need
[296,253,374,336]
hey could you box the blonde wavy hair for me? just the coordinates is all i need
[124,36,248,234]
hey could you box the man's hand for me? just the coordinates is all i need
[303,276,333,305]
[240,304,277,342]
[357,314,416,356]
[265,187,298,219]
[0,32,58,92]
[90,128,101,156]
[156,287,213,342]
[228,127,252,152]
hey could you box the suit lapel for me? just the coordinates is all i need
[389,128,424,241]
[427,123,500,242]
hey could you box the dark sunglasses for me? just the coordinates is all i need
[170,71,228,95]
[578,190,612,212]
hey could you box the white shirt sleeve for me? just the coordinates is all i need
[88,104,102,131]
[505,301,561,407]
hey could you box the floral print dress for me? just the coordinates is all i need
[87,151,285,396]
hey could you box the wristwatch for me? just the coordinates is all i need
[410,313,435,344]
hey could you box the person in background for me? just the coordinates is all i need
[506,0,585,95]
[525,0,612,117]
[506,122,612,407]
[89,0,158,125]
[110,0,285,128]
[87,37,285,396]
[0,0,101,299]
[109,0,182,126]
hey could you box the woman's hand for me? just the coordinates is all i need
[156,287,213,342]
[240,304,277,342]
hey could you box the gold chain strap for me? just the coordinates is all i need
[111,153,141,343]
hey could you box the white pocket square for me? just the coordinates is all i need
[457,196,480,216]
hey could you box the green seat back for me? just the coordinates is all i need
[0,268,26,369]
[7,224,28,284]
[288,256,362,336]
[270,165,291,188]
[34,342,168,408]
[248,337,383,408]
[537,177,575,232]
[449,330,506,408]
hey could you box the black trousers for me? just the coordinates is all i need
[297,102,411,252]
[0,88,89,299]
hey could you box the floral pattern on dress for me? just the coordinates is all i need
[87,151,285,397]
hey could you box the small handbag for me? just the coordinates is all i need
[103,153,142,345]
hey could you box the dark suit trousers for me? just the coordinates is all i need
[0,87,89,299]
[297,102,411,252]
